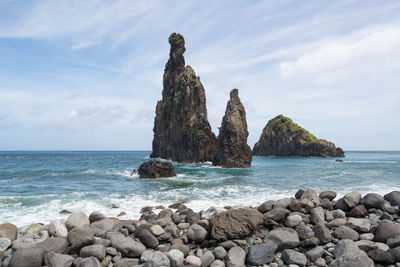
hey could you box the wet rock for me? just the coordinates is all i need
[384,191,400,207]
[150,33,217,163]
[226,246,246,267]
[210,208,262,241]
[375,221,400,242]
[253,115,344,157]
[138,161,176,178]
[334,198,350,212]
[213,89,252,168]
[9,248,44,267]
[0,223,18,242]
[44,251,74,267]
[361,193,385,210]
[319,190,337,201]
[295,189,305,199]
[348,205,368,218]
[246,241,277,265]
[258,200,274,213]
[88,211,107,223]
[281,249,307,266]
[266,227,300,250]
[105,231,146,258]
[65,211,90,231]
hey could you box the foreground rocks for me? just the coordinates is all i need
[253,115,345,157]
[138,161,176,178]
[150,33,217,163]
[212,89,252,168]
[2,190,400,267]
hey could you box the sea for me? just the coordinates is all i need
[0,151,399,227]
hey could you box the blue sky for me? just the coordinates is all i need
[0,0,399,150]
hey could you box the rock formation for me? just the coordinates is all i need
[150,33,217,163]
[253,115,345,157]
[138,161,176,178]
[212,89,252,168]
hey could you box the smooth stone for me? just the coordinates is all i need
[0,238,11,252]
[246,241,277,265]
[333,226,359,241]
[167,249,184,267]
[140,249,154,262]
[300,189,320,206]
[331,239,373,267]
[187,224,208,243]
[67,227,95,250]
[355,240,378,252]
[326,218,347,229]
[375,221,400,242]
[147,251,170,267]
[90,219,115,237]
[334,198,349,212]
[348,205,368,218]
[310,207,325,225]
[210,259,225,267]
[285,215,302,228]
[137,229,159,248]
[0,223,18,242]
[258,200,274,213]
[113,258,139,267]
[9,248,44,267]
[80,244,106,261]
[105,246,117,256]
[281,249,307,266]
[347,217,372,233]
[300,237,319,248]
[274,198,293,209]
[361,193,385,210]
[387,235,400,248]
[315,258,326,267]
[297,225,314,240]
[12,231,49,250]
[106,231,146,258]
[331,209,346,219]
[93,236,111,247]
[185,255,202,266]
[165,223,180,238]
[226,246,246,267]
[177,222,190,230]
[384,191,400,206]
[25,223,43,234]
[150,225,165,236]
[76,256,101,267]
[35,236,68,253]
[295,189,304,200]
[65,211,90,231]
[343,191,361,208]
[267,227,300,249]
[313,224,332,244]
[88,211,107,223]
[319,190,337,201]
[200,250,215,267]
[367,248,396,265]
[305,246,324,262]
[170,243,190,257]
[44,251,74,267]
[263,208,289,223]
[359,233,374,240]
[49,220,68,238]
[212,246,227,260]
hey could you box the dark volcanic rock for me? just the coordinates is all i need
[212,89,252,168]
[138,160,176,178]
[150,33,217,163]
[253,115,344,157]
[210,208,263,241]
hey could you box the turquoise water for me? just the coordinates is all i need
[0,151,399,227]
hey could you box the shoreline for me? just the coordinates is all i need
[1,189,400,266]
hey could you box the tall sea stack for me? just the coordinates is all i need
[253,115,345,157]
[150,33,217,163]
[213,89,252,168]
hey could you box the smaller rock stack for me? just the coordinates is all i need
[1,190,400,267]
[213,89,252,168]
[138,161,176,178]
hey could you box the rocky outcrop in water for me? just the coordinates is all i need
[212,89,252,168]
[253,115,345,157]
[138,161,176,178]
[150,33,217,163]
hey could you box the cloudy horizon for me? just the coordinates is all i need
[1,0,400,151]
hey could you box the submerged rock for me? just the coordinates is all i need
[253,115,344,157]
[138,160,176,178]
[150,33,217,163]
[212,89,252,168]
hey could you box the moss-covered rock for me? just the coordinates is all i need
[253,115,344,157]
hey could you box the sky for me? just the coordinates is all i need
[0,0,399,150]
